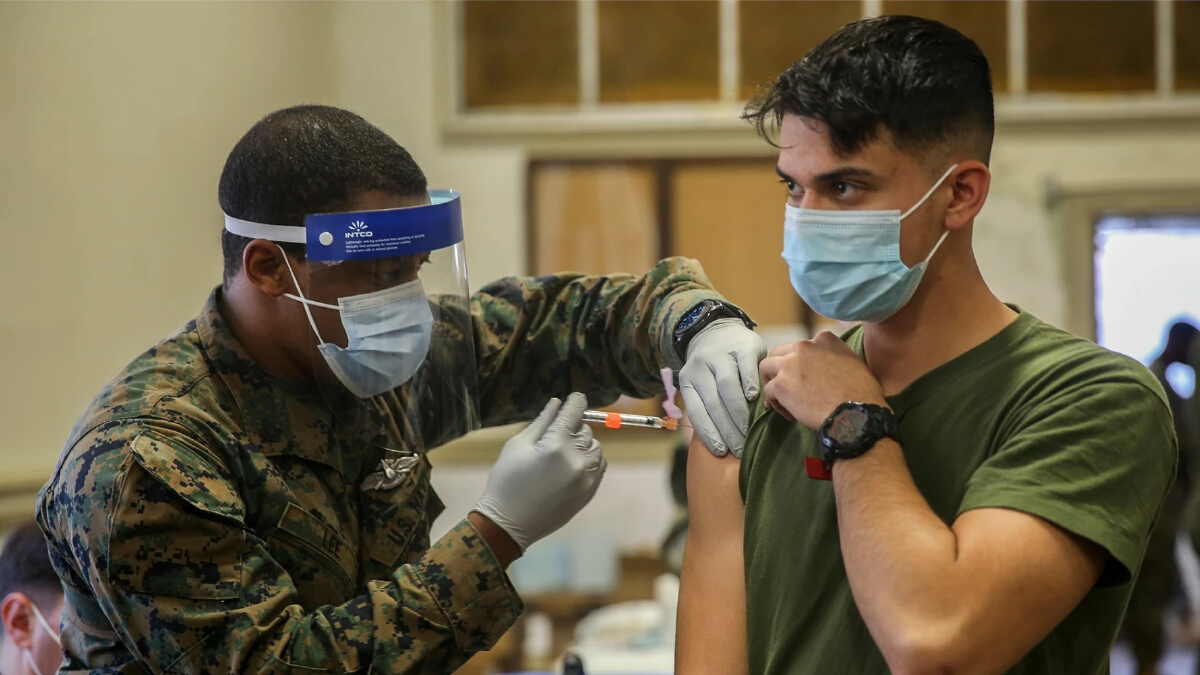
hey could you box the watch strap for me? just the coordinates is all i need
[673,300,756,360]
[820,402,897,463]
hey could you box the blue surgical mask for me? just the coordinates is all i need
[782,165,957,324]
[280,251,434,398]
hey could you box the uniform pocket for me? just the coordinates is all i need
[357,455,442,575]
[108,450,243,601]
[266,503,358,604]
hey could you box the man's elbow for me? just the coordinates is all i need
[880,621,972,675]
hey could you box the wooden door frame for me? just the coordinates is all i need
[526,157,814,333]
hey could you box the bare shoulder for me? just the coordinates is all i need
[685,434,744,530]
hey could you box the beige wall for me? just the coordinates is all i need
[0,2,343,510]
[978,121,1200,332]
[3,1,1200,523]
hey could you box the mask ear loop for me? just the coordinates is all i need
[277,245,338,346]
[29,602,60,647]
[25,650,49,675]
[901,164,959,220]
[26,600,60,675]
[900,164,959,266]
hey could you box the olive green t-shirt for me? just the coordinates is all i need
[740,311,1177,675]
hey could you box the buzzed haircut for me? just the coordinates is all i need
[218,105,428,283]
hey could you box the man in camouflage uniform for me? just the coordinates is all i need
[36,106,765,674]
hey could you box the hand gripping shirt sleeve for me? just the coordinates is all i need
[39,425,521,675]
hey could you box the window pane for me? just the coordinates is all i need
[671,160,805,328]
[1028,0,1155,92]
[599,0,720,103]
[1177,0,1200,90]
[530,161,664,417]
[739,1,862,100]
[462,0,578,108]
[882,1,1008,92]
[531,162,660,276]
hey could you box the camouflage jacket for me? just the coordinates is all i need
[37,259,733,674]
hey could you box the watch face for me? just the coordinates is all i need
[829,408,869,446]
[678,302,709,332]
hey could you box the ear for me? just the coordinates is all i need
[242,240,298,298]
[944,161,991,232]
[1,593,35,649]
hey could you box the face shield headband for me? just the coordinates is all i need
[222,190,465,398]
[222,189,464,258]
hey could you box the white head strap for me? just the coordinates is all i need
[224,214,307,244]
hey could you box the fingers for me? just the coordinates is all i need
[769,342,800,358]
[551,392,589,435]
[518,397,562,442]
[812,330,841,345]
[681,383,726,457]
[581,438,605,472]
[760,355,784,384]
[572,417,596,454]
[712,358,750,438]
[736,338,766,401]
[763,380,797,422]
[688,364,740,448]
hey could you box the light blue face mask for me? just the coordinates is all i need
[782,164,957,324]
[280,250,434,398]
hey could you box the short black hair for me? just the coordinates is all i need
[219,105,428,283]
[1167,321,1199,352]
[744,15,995,166]
[0,521,61,637]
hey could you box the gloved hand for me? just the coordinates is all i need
[473,393,607,551]
[679,319,767,458]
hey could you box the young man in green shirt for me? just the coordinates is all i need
[676,16,1177,675]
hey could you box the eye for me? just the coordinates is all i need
[779,178,800,195]
[833,181,852,197]
[372,254,432,283]
[373,269,403,284]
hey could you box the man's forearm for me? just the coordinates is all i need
[831,439,965,672]
[471,259,730,425]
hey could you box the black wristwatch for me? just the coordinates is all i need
[819,402,899,464]
[673,300,756,360]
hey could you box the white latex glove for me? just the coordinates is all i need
[472,393,607,551]
[679,319,767,458]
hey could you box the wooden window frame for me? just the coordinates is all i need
[438,0,1200,144]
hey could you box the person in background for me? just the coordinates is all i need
[0,521,63,675]
[1126,320,1200,674]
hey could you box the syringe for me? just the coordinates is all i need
[582,410,679,431]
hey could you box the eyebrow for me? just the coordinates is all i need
[775,166,880,184]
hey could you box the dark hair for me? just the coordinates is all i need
[219,105,428,283]
[1166,321,1200,355]
[744,15,995,166]
[0,521,61,636]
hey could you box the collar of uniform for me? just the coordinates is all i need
[196,287,351,477]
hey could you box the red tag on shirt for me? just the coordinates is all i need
[805,457,833,481]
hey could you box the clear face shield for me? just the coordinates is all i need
[225,190,480,457]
